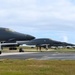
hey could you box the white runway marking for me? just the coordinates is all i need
[0,52,37,56]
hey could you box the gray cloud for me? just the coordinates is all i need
[0,0,75,33]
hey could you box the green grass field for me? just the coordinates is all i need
[0,59,75,75]
[1,47,75,75]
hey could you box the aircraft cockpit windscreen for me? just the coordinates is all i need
[5,28,15,32]
[49,38,52,40]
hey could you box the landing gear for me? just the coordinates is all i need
[45,45,49,50]
[9,47,17,50]
[0,42,2,54]
[19,48,24,52]
[0,51,2,54]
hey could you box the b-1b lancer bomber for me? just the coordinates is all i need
[21,38,75,51]
[0,27,35,54]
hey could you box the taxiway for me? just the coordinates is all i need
[0,52,75,60]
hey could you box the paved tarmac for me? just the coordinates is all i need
[0,52,75,60]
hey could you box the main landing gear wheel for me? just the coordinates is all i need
[0,51,2,54]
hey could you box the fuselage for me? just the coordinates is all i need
[0,28,35,42]
[23,38,74,47]
[24,38,62,45]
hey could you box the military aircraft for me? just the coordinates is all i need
[19,38,74,51]
[0,27,35,54]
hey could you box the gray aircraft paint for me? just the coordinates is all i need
[0,28,35,42]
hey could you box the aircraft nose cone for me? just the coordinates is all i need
[27,35,35,40]
[31,36,35,40]
[15,33,35,41]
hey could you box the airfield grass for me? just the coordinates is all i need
[0,59,75,75]
[1,47,75,75]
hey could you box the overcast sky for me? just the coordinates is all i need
[0,0,75,43]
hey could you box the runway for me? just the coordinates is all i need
[1,52,75,60]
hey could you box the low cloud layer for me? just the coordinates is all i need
[0,0,75,31]
[0,0,75,43]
